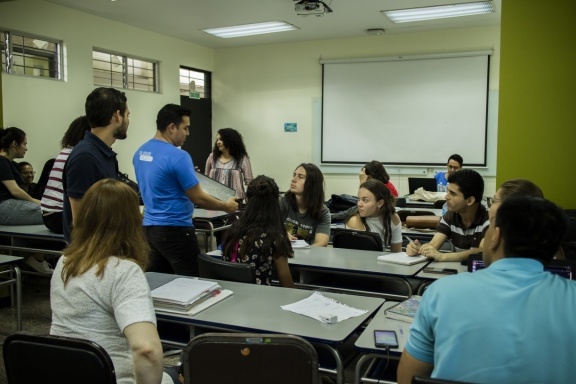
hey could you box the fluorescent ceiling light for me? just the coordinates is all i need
[383,1,495,23]
[202,21,298,39]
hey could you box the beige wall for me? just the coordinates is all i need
[0,0,214,178]
[214,27,500,196]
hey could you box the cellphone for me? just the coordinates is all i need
[423,267,458,275]
[373,330,398,348]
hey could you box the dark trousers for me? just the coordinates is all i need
[42,212,64,234]
[144,226,201,277]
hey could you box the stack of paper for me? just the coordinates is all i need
[151,278,221,313]
[291,240,310,249]
[280,292,368,323]
[377,252,428,266]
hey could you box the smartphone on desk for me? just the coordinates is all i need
[374,330,399,348]
[423,267,458,275]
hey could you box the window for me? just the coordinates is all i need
[1,29,62,79]
[92,49,158,92]
[179,66,210,98]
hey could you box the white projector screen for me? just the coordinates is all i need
[321,53,490,166]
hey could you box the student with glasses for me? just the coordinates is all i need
[434,154,463,190]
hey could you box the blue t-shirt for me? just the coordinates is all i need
[405,258,576,383]
[133,139,199,226]
[434,171,448,186]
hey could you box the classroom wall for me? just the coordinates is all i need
[213,27,501,197]
[0,0,214,179]
[497,0,575,209]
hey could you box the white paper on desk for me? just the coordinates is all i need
[280,292,368,323]
[291,240,310,249]
[377,252,428,266]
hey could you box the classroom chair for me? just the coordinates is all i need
[332,228,383,252]
[197,252,255,284]
[183,333,319,384]
[3,333,116,384]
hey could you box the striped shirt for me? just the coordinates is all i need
[436,204,489,251]
[41,147,73,213]
[205,153,253,200]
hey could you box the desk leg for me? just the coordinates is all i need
[10,264,22,331]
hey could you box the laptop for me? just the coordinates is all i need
[467,254,574,280]
[408,178,437,194]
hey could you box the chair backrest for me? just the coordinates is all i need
[332,228,383,252]
[3,333,116,384]
[433,199,446,209]
[197,252,256,283]
[183,333,319,384]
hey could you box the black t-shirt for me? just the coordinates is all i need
[0,156,24,203]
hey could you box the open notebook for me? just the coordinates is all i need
[377,252,428,266]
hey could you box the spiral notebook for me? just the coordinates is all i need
[280,292,368,323]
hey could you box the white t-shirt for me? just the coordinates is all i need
[364,216,402,250]
[50,256,172,384]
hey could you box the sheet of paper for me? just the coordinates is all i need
[280,292,368,323]
[291,240,310,249]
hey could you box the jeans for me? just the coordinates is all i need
[0,199,43,225]
[144,226,201,277]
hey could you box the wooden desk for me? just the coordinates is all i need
[146,272,384,384]
[0,254,23,331]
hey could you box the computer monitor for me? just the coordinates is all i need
[408,178,437,194]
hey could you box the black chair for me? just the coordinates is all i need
[197,252,256,283]
[413,375,472,383]
[433,199,446,209]
[3,333,116,384]
[332,228,383,252]
[183,333,319,384]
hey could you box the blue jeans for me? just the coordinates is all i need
[144,226,201,276]
[0,199,43,225]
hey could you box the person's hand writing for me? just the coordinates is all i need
[419,244,442,260]
[406,239,421,256]
[287,232,298,241]
[223,197,238,213]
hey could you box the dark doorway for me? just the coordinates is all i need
[181,96,212,173]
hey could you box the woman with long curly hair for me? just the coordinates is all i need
[205,128,253,203]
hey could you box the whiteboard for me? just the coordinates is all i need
[196,172,236,201]
[321,53,490,166]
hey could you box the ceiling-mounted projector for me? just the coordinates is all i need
[294,0,333,17]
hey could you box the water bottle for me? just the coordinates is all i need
[441,201,448,216]
[437,183,445,193]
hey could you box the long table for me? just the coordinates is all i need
[193,209,238,252]
[147,272,385,384]
[0,225,66,256]
[0,254,23,331]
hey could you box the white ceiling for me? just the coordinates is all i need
[43,0,501,49]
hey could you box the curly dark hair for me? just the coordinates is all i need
[212,128,248,161]
[222,175,293,263]
[61,116,91,148]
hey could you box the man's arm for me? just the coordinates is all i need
[420,237,484,262]
[397,350,434,384]
[312,233,329,247]
[406,232,447,256]
[69,197,82,226]
[124,322,164,384]
[185,184,238,213]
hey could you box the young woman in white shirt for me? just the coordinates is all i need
[346,179,402,252]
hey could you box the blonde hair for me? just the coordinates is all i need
[61,178,149,285]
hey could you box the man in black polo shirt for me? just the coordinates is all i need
[406,169,489,262]
[62,87,129,241]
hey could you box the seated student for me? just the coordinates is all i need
[18,161,37,196]
[222,175,294,287]
[397,196,574,384]
[434,154,463,189]
[346,179,402,252]
[360,160,398,197]
[40,116,90,234]
[406,169,488,262]
[280,163,331,247]
[50,179,174,384]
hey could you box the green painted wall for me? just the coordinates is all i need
[498,0,576,208]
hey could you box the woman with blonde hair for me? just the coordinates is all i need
[50,178,174,384]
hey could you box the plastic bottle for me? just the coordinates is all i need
[441,201,448,216]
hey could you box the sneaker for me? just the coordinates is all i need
[25,257,54,275]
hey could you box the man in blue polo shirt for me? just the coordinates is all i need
[133,104,237,276]
[398,196,574,383]
[62,87,129,241]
